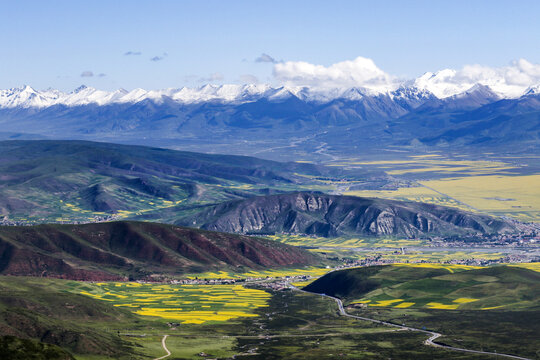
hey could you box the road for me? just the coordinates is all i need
[292,286,531,360]
[153,334,171,360]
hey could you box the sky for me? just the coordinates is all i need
[1,0,540,92]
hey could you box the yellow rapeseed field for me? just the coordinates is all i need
[78,283,271,324]
[420,175,540,221]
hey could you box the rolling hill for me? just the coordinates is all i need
[304,264,540,310]
[0,276,150,359]
[0,221,321,280]
[0,140,364,223]
[177,192,517,238]
[303,264,540,359]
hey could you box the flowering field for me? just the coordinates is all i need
[75,282,271,324]
[185,266,331,280]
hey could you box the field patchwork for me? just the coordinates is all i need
[74,282,271,324]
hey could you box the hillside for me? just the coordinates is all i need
[0,221,321,280]
[304,264,540,359]
[304,264,540,310]
[0,140,362,223]
[0,276,152,359]
[177,192,516,238]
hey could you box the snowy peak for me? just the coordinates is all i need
[0,80,535,109]
[524,84,540,96]
[0,85,51,108]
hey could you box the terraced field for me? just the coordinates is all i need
[343,186,473,211]
[328,156,519,176]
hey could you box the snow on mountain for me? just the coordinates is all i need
[524,84,540,96]
[0,78,535,110]
[0,85,57,108]
[413,68,535,99]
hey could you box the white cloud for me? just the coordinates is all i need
[80,71,94,77]
[272,56,540,97]
[414,59,540,98]
[272,56,398,92]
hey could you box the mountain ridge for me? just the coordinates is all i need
[0,221,322,280]
[1,84,538,159]
[2,80,539,109]
[176,192,517,238]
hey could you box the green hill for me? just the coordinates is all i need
[304,264,540,310]
[0,140,343,224]
[0,276,152,359]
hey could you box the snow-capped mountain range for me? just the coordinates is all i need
[1,77,539,109]
[0,70,538,160]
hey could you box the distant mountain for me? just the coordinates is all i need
[176,192,516,238]
[1,83,538,159]
[0,221,322,280]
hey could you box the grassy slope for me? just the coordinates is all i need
[304,264,540,358]
[305,264,540,310]
[0,276,163,359]
[0,276,493,360]
[0,336,74,360]
[0,140,343,223]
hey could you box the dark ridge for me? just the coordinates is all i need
[177,192,516,238]
[0,221,321,280]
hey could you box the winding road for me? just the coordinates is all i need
[293,286,531,360]
[153,334,171,360]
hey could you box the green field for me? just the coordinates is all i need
[1,275,500,360]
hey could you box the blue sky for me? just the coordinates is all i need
[1,0,539,91]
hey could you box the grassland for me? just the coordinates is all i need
[1,276,496,360]
[305,264,540,358]
[305,264,540,312]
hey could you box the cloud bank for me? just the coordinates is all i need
[272,56,540,97]
[414,59,540,98]
[273,56,398,92]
